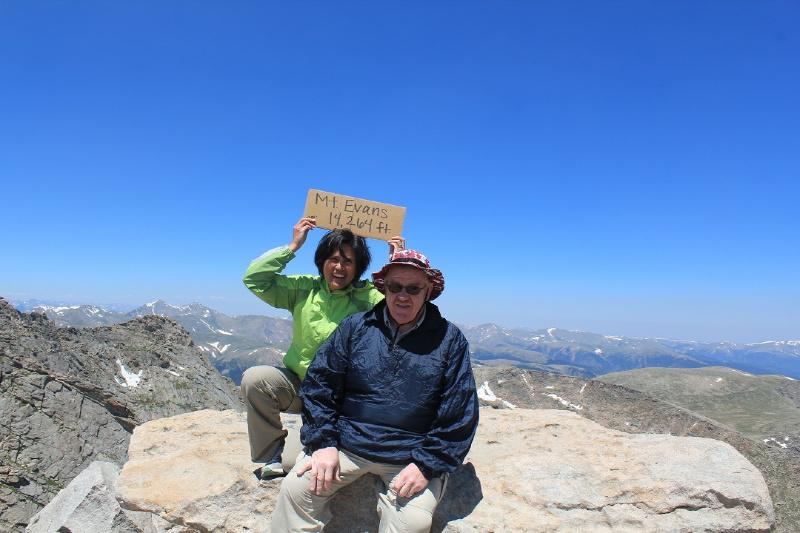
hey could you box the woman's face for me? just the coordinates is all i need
[323,245,357,291]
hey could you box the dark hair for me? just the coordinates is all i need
[314,229,372,282]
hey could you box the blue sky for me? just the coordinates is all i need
[1,2,798,342]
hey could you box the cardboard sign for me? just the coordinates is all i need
[304,189,406,240]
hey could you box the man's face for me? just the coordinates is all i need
[383,266,430,326]
[323,245,357,291]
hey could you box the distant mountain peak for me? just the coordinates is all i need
[34,305,81,313]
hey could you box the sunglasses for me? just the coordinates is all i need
[385,282,427,296]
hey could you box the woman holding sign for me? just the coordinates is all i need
[240,216,404,479]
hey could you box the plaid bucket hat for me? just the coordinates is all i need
[372,249,445,300]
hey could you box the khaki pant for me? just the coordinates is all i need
[240,366,303,465]
[272,449,445,533]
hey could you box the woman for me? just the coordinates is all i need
[240,216,404,478]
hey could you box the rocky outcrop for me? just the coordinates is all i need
[0,298,241,531]
[33,408,774,532]
[455,408,773,531]
[473,366,800,532]
[25,461,179,533]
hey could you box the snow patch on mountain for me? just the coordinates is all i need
[208,341,228,352]
[35,305,80,313]
[115,359,142,388]
[763,437,788,449]
[752,340,800,347]
[545,393,583,411]
[478,382,497,402]
[477,381,517,409]
[197,319,217,332]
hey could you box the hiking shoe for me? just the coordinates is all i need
[258,461,286,480]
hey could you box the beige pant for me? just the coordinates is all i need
[272,449,445,533]
[240,366,303,464]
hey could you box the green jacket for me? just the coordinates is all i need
[243,246,384,380]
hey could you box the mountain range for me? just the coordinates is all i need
[4,297,800,531]
[466,323,800,379]
[13,298,800,383]
[14,299,292,384]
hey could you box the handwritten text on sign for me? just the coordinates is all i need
[304,189,406,240]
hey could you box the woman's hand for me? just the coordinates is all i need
[388,235,405,257]
[288,216,317,252]
[297,447,341,495]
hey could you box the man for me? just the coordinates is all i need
[272,250,479,532]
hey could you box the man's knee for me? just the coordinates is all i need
[378,482,441,533]
[279,469,314,505]
[273,468,328,532]
[392,504,434,533]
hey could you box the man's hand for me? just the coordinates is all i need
[390,463,429,499]
[297,447,340,495]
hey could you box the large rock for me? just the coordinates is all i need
[474,366,800,532]
[25,461,124,532]
[25,461,179,533]
[116,409,279,531]
[105,408,774,532]
[452,409,773,531]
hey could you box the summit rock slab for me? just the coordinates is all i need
[452,408,774,532]
[111,408,773,532]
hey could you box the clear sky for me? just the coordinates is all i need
[1,2,798,343]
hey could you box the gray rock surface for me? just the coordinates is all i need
[24,461,170,533]
[107,408,774,532]
[24,461,121,532]
[0,298,241,531]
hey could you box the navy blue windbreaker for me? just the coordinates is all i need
[300,300,479,478]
